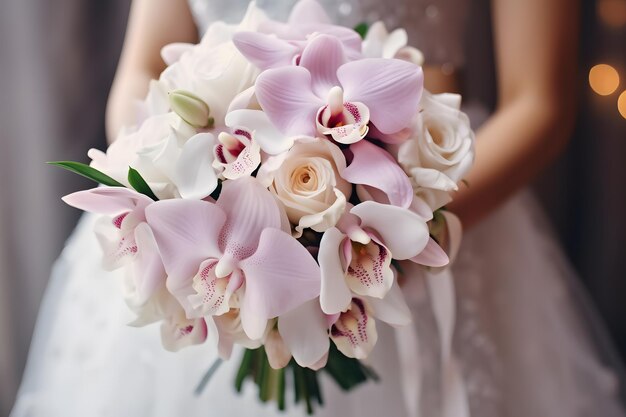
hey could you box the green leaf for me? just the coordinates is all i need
[354,22,369,39]
[47,161,124,187]
[127,167,159,201]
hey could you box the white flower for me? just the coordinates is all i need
[362,21,424,66]
[257,137,352,236]
[398,92,475,210]
[142,3,268,128]
[89,113,218,200]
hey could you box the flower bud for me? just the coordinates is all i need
[168,90,212,128]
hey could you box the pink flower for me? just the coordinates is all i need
[254,35,423,144]
[329,280,412,359]
[233,0,362,71]
[318,201,433,315]
[144,177,321,341]
[62,187,168,316]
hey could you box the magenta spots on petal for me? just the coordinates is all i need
[215,144,228,164]
[112,212,129,229]
[331,298,369,347]
[233,129,252,141]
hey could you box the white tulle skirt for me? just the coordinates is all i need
[10,190,626,417]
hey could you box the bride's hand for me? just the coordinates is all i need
[105,0,198,143]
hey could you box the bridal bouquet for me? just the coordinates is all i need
[52,0,474,413]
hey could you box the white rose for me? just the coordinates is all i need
[257,138,351,237]
[398,92,475,210]
[142,4,267,128]
[89,113,218,200]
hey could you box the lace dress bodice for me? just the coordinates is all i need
[188,0,469,68]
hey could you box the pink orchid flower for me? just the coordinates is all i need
[330,278,412,359]
[233,0,362,71]
[63,188,155,268]
[254,34,423,144]
[318,201,436,315]
[144,176,321,341]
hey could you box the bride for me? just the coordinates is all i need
[11,0,626,416]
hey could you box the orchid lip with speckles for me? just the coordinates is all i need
[254,34,423,145]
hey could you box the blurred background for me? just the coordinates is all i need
[0,0,624,416]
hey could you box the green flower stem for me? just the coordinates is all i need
[235,348,254,392]
[277,367,286,411]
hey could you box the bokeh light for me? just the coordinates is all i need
[618,90,626,119]
[598,0,626,28]
[589,64,620,96]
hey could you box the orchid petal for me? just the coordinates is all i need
[62,187,151,217]
[342,140,413,208]
[220,140,261,180]
[239,292,271,340]
[319,227,352,314]
[216,177,282,261]
[339,58,423,134]
[161,315,208,352]
[233,32,299,70]
[226,109,294,155]
[93,216,138,270]
[288,0,332,25]
[145,199,226,280]
[255,66,323,136]
[174,133,218,199]
[125,223,166,307]
[278,299,330,368]
[351,201,429,260]
[265,329,293,369]
[410,237,449,267]
[240,228,321,321]
[367,280,412,326]
[345,237,394,299]
[307,24,363,54]
[330,298,377,359]
[299,35,344,97]
[187,259,231,316]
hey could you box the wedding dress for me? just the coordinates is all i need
[10,1,626,416]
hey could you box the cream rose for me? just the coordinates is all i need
[398,92,475,210]
[257,138,351,236]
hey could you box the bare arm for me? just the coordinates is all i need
[447,0,579,228]
[105,0,198,142]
